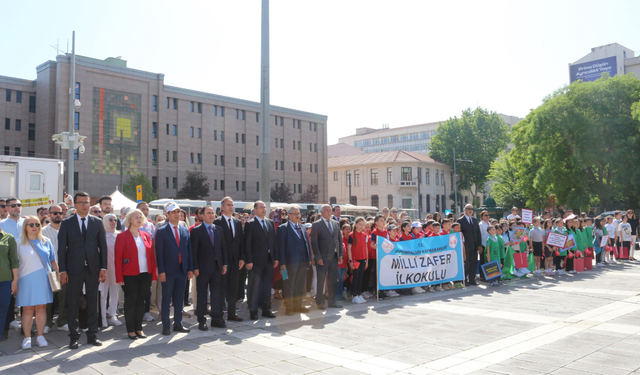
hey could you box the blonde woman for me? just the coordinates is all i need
[100,214,122,328]
[17,216,58,349]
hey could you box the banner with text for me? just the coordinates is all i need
[569,56,617,83]
[377,234,464,291]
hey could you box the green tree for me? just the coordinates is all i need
[511,73,640,211]
[299,185,319,203]
[487,152,528,210]
[271,183,293,203]
[177,168,210,200]
[429,107,510,209]
[123,173,157,202]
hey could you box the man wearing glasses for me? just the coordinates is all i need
[457,204,482,286]
[89,205,102,217]
[42,205,69,332]
[0,198,7,220]
[0,197,24,241]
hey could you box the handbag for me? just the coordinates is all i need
[29,242,62,292]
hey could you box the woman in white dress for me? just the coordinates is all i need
[17,216,58,349]
[100,214,122,327]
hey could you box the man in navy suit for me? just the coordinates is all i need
[244,201,278,320]
[277,207,312,315]
[457,204,482,286]
[155,202,194,335]
[192,206,227,330]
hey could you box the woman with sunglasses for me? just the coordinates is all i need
[16,216,58,349]
[0,226,18,355]
[100,214,123,328]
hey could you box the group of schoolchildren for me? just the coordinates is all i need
[336,208,638,302]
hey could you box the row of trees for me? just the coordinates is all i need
[122,169,318,203]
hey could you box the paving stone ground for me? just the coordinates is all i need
[1,261,640,375]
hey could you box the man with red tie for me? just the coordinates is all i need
[155,202,194,336]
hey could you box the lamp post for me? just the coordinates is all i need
[347,170,351,205]
[453,147,473,215]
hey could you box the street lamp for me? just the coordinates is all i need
[346,170,352,205]
[453,147,473,215]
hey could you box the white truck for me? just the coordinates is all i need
[0,156,65,216]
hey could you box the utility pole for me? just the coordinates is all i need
[453,148,457,215]
[68,31,76,193]
[347,170,352,205]
[259,0,271,212]
[120,130,124,190]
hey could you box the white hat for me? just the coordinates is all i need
[411,221,421,228]
[165,202,181,213]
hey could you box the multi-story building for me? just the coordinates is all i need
[0,54,328,201]
[328,150,470,219]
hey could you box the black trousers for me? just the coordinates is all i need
[224,257,240,317]
[465,247,478,282]
[248,258,273,313]
[236,266,247,301]
[196,268,223,322]
[554,255,565,270]
[478,246,486,280]
[122,273,152,332]
[351,260,367,296]
[3,295,15,334]
[565,256,574,271]
[315,253,338,306]
[67,266,100,340]
[283,263,308,309]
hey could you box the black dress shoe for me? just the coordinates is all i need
[316,304,326,310]
[294,307,310,313]
[211,319,226,328]
[173,324,190,333]
[136,332,147,339]
[127,334,138,340]
[69,338,79,350]
[1,330,8,341]
[468,281,478,286]
[162,326,171,336]
[198,323,209,331]
[328,302,343,308]
[262,311,276,318]
[250,311,259,320]
[285,309,295,316]
[227,315,243,322]
[87,338,103,346]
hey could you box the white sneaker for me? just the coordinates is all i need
[362,291,373,298]
[22,337,31,350]
[435,286,445,292]
[387,290,399,297]
[358,295,367,303]
[557,270,566,275]
[352,296,360,304]
[10,320,21,330]
[58,324,69,331]
[597,262,604,267]
[412,287,425,294]
[43,326,50,334]
[143,313,155,322]
[428,286,436,293]
[108,317,123,326]
[569,270,577,274]
[36,336,48,347]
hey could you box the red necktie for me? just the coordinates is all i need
[174,226,182,263]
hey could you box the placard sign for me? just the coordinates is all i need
[512,227,527,242]
[546,232,568,248]
[521,209,534,224]
[481,260,503,281]
[600,235,608,248]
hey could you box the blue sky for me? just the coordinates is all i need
[2,0,639,144]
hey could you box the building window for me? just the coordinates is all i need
[426,194,431,213]
[152,176,158,192]
[275,138,278,148]
[173,177,178,189]
[74,149,79,160]
[152,95,158,111]
[293,162,296,171]
[401,167,412,181]
[173,98,178,109]
[241,134,245,144]
[15,147,21,156]
[220,131,224,141]
[387,167,392,184]
[236,109,239,119]
[297,120,301,129]
[281,161,284,170]
[197,128,201,138]
[152,149,157,163]
[214,155,218,165]
[241,157,245,167]
[309,143,312,152]
[220,106,225,117]
[214,105,218,116]
[173,151,178,162]
[191,101,195,112]
[241,110,245,120]
[435,169,439,185]
[29,96,36,112]
[166,123,169,135]
[214,130,217,140]
[236,157,239,167]
[425,168,430,184]
[197,102,202,113]
[5,89,10,102]
[280,139,284,148]
[354,170,360,186]
[256,158,259,168]
[346,170,351,186]
[436,195,440,212]
[388,194,393,208]
[190,127,194,138]
[16,91,22,103]
[166,177,169,188]
[191,153,194,164]
[401,134,408,141]
[242,181,246,191]
[314,123,317,131]
[74,172,79,190]
[73,113,79,130]
[167,97,170,109]
[441,172,445,186]
[293,184,296,194]
[28,123,35,141]
[371,195,379,208]
[15,120,21,131]
[293,141,296,150]
[166,150,169,162]
[4,147,9,155]
[275,117,278,126]
[333,171,338,181]
[220,180,225,190]
[152,122,157,138]
[236,181,239,191]
[4,118,9,130]
[256,135,259,145]
[220,155,225,166]
[370,168,378,185]
[172,124,177,136]
[310,164,313,173]
[297,162,301,172]
[236,133,240,143]
[298,184,302,193]
[256,112,259,122]
[75,82,80,100]
[314,143,317,152]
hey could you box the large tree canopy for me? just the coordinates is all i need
[177,169,210,200]
[429,107,510,208]
[510,73,640,211]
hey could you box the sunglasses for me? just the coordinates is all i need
[10,204,22,208]
[50,212,63,216]
[390,211,398,213]
[91,210,102,214]
[108,218,117,222]
[27,223,41,228]
[0,205,5,208]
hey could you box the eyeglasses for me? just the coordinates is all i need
[75,201,90,206]
[390,211,398,213]
[465,208,474,211]
[49,212,62,216]
[27,223,41,228]
[108,218,117,222]
[91,210,102,214]
[10,204,22,208]
[0,205,5,208]
[382,210,389,213]
[44,221,50,225]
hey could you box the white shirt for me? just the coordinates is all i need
[222,214,235,237]
[619,222,632,242]
[41,225,59,262]
[170,223,181,243]
[134,234,148,273]
[479,220,490,246]
[140,220,155,239]
[464,214,474,225]
[606,223,615,239]
[507,214,517,221]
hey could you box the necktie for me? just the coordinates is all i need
[174,226,182,263]
[326,219,333,235]
[294,224,302,238]
[228,218,234,238]
[81,218,87,240]
[208,225,215,244]
[261,219,268,234]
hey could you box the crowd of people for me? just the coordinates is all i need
[0,194,637,354]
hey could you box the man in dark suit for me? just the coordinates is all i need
[58,192,108,349]
[213,197,244,322]
[193,206,227,330]
[457,204,482,286]
[244,201,278,320]
[310,205,344,310]
[155,202,194,335]
[278,207,312,315]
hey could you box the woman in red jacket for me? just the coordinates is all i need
[115,209,157,340]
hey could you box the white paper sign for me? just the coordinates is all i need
[546,232,567,248]
[600,235,608,248]
[521,209,534,224]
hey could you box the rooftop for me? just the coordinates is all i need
[328,150,443,168]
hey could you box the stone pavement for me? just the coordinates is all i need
[2,261,640,375]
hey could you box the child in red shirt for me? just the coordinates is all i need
[348,218,369,304]
[387,224,399,242]
[399,222,414,241]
